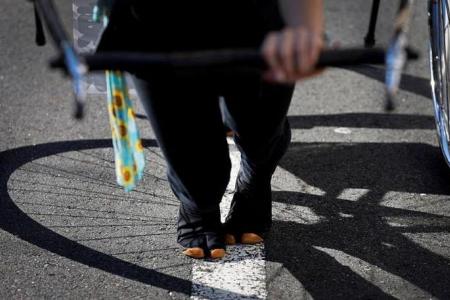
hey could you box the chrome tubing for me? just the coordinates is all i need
[429,0,450,166]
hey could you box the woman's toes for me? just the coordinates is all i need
[225,234,237,245]
[241,233,264,244]
[183,247,205,259]
[210,248,226,259]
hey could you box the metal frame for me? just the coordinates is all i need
[429,0,450,166]
[365,0,381,48]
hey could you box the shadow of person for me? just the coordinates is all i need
[265,142,450,298]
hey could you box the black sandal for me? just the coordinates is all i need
[224,175,272,244]
[178,203,226,259]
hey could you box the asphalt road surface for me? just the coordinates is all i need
[1,1,450,299]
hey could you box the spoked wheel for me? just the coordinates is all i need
[430,0,450,166]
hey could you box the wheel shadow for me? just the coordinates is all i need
[0,139,247,298]
[267,142,450,299]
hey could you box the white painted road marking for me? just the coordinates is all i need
[192,143,267,300]
[334,127,352,135]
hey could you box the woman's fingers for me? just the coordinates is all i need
[262,31,284,81]
[262,27,324,83]
[280,28,296,79]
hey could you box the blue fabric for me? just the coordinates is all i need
[94,1,145,192]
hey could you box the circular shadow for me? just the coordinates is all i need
[0,139,244,297]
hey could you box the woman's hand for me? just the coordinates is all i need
[262,26,324,83]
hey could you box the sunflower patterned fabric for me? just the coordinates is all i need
[94,1,145,192]
[106,71,145,192]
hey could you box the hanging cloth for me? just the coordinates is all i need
[94,1,145,192]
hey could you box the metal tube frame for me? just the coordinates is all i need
[365,0,381,48]
[429,0,450,166]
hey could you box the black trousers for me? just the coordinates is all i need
[132,68,294,248]
[98,0,293,249]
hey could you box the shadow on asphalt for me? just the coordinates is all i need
[137,112,436,131]
[345,65,432,100]
[2,136,450,297]
[287,113,435,130]
[267,142,450,298]
[0,139,248,298]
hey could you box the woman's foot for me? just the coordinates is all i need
[183,247,205,259]
[183,247,226,259]
[178,203,226,259]
[225,233,237,245]
[224,175,272,244]
[210,248,226,259]
[225,233,264,245]
[241,233,264,244]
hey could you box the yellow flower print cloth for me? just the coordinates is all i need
[106,71,145,191]
[94,1,145,191]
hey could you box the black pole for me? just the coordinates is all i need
[48,48,396,73]
[364,0,381,48]
[33,2,46,46]
[33,0,72,50]
[33,0,87,119]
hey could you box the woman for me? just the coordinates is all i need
[97,0,324,259]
